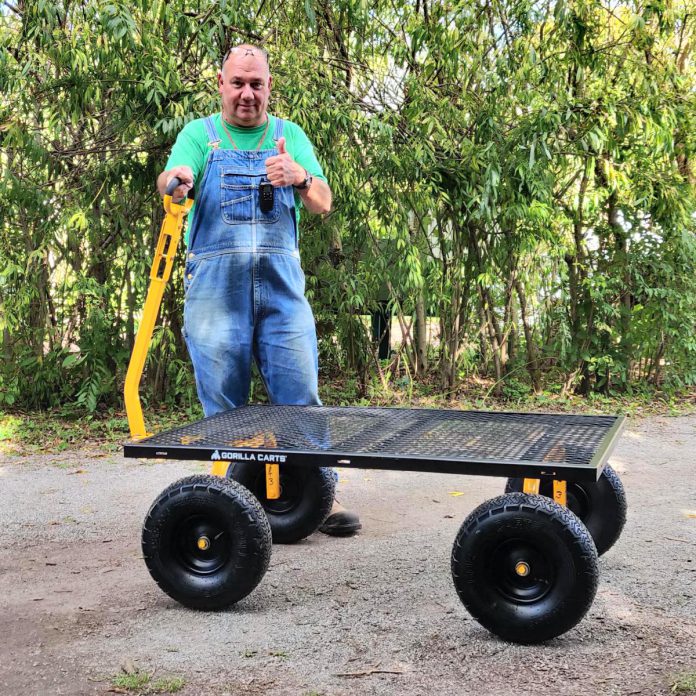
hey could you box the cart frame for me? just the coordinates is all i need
[123,181,628,644]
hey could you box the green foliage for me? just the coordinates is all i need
[111,672,151,691]
[671,672,696,694]
[110,670,185,694]
[1,376,693,456]
[0,0,694,412]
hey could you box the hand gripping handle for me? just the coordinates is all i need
[164,176,195,199]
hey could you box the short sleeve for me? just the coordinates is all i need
[164,119,209,186]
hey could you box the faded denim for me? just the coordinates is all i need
[182,118,320,417]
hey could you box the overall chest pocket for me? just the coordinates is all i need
[220,167,280,225]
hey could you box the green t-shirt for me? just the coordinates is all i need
[165,113,327,241]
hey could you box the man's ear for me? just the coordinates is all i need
[218,71,224,92]
[268,75,273,92]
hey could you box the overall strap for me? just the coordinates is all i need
[204,116,221,149]
[273,117,285,142]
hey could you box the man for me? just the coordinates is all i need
[157,44,360,536]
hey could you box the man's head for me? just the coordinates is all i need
[218,44,271,128]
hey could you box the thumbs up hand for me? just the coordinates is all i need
[265,137,303,187]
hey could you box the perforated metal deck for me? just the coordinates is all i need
[124,405,624,482]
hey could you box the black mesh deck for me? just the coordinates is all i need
[124,405,624,481]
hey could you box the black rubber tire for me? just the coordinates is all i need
[451,492,599,644]
[227,463,335,544]
[142,474,272,610]
[504,464,627,555]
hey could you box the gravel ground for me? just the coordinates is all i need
[0,414,694,696]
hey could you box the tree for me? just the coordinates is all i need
[1,0,694,411]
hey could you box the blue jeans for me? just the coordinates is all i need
[182,118,320,417]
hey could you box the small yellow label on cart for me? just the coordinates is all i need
[266,463,280,499]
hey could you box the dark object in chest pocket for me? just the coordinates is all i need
[220,176,280,225]
[259,181,274,213]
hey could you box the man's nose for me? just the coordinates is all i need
[240,84,255,100]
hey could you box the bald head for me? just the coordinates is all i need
[221,44,269,72]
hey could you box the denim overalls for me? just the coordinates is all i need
[182,116,321,416]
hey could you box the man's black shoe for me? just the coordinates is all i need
[319,506,362,536]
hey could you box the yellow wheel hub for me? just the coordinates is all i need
[515,561,531,577]
[197,536,211,551]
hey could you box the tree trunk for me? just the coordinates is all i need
[408,211,428,375]
[564,168,593,394]
[414,292,429,374]
[515,280,541,393]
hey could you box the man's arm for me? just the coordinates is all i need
[265,138,332,215]
[294,172,332,216]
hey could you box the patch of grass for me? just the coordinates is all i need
[112,672,151,691]
[320,375,696,419]
[0,414,21,443]
[0,405,204,455]
[110,672,185,694]
[150,677,185,693]
[672,672,696,693]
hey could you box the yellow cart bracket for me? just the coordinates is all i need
[210,458,280,499]
[222,432,281,499]
[523,478,567,507]
[124,179,193,440]
[523,478,541,495]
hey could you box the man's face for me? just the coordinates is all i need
[218,50,271,127]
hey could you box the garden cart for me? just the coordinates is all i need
[123,179,627,644]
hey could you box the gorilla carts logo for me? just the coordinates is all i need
[210,449,286,463]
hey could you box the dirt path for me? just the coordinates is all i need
[1,415,695,696]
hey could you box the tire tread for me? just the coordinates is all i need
[227,465,335,543]
[504,464,627,555]
[451,492,599,643]
[142,475,271,610]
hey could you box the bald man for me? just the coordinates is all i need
[157,45,360,537]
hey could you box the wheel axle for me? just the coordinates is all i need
[515,561,531,577]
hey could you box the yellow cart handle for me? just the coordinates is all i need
[124,179,193,439]
[123,179,281,500]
